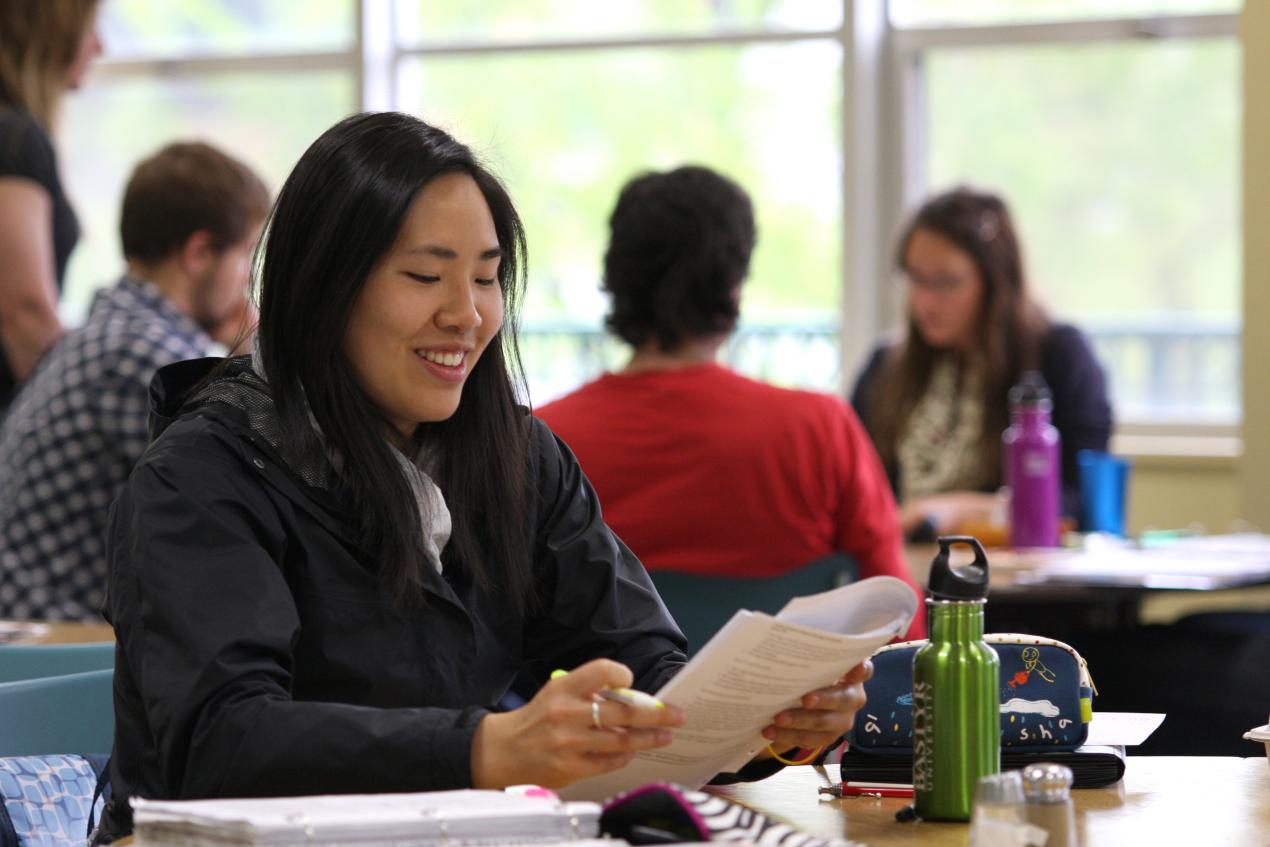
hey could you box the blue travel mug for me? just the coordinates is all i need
[1076,450,1131,535]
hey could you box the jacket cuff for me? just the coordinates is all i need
[431,707,490,787]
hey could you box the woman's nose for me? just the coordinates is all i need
[436,281,482,331]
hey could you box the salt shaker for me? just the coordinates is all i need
[1021,763,1078,847]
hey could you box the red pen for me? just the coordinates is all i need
[839,781,914,799]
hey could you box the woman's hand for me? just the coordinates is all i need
[470,658,684,789]
[900,491,1004,536]
[760,660,873,753]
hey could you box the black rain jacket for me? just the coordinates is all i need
[98,357,690,838]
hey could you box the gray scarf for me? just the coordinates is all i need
[249,340,451,573]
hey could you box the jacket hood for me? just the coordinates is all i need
[148,356,225,440]
[147,356,336,490]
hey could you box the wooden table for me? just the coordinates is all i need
[905,541,1270,596]
[0,620,114,644]
[713,758,1270,846]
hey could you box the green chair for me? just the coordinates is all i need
[0,641,114,683]
[0,669,114,756]
[649,552,858,655]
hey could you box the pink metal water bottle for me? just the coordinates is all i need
[1003,371,1060,547]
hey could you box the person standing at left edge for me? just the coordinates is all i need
[0,0,104,413]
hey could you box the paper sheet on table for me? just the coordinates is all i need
[559,577,917,801]
[0,621,48,645]
[1084,712,1166,747]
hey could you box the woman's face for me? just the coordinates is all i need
[343,172,505,439]
[902,226,986,353]
[65,12,103,91]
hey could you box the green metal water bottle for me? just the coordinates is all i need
[912,536,1000,821]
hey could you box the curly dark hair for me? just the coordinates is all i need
[603,165,756,351]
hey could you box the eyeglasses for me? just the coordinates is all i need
[899,270,969,296]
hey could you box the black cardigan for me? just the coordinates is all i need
[850,324,1113,522]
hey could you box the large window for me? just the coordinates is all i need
[393,2,846,403]
[55,1,1241,427]
[890,2,1241,426]
[59,1,358,319]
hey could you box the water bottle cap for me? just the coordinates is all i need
[1009,371,1052,413]
[1021,762,1074,803]
[927,536,990,600]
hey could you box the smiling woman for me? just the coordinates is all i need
[343,172,506,436]
[94,112,877,844]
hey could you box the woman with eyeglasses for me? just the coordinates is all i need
[850,186,1112,540]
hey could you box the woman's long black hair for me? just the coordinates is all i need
[256,112,531,609]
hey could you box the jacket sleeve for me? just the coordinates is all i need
[107,419,488,800]
[1041,325,1113,522]
[849,344,901,497]
[520,417,687,693]
[522,418,793,785]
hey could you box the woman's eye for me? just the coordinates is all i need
[475,277,497,286]
[405,272,440,283]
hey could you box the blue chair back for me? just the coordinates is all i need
[0,670,114,757]
[0,643,114,684]
[649,552,858,655]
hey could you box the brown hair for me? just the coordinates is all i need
[120,142,271,263]
[865,186,1050,484]
[0,0,100,129]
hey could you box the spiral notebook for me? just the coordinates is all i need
[131,789,603,847]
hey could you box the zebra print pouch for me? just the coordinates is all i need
[600,782,862,847]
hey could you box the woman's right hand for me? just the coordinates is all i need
[470,658,684,789]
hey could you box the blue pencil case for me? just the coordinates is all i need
[848,634,1096,755]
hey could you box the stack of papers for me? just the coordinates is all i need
[562,576,919,801]
[132,790,603,847]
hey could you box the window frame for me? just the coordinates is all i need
[85,1,1244,447]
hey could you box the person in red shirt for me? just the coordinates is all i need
[536,165,924,641]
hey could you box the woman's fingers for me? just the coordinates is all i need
[762,727,844,750]
[593,698,684,731]
[759,661,873,750]
[584,726,675,754]
[553,658,634,696]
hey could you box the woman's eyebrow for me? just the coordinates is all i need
[406,244,503,260]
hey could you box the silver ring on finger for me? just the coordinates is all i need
[592,700,604,730]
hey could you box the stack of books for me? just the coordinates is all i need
[132,789,607,847]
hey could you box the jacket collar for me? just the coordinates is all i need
[149,356,337,490]
[145,357,469,612]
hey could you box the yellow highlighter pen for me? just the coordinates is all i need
[550,669,665,710]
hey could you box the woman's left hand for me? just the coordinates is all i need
[760,660,873,752]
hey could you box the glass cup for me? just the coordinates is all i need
[968,771,1026,846]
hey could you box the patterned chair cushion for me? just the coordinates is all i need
[0,755,106,847]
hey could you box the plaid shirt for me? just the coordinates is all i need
[0,275,212,620]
